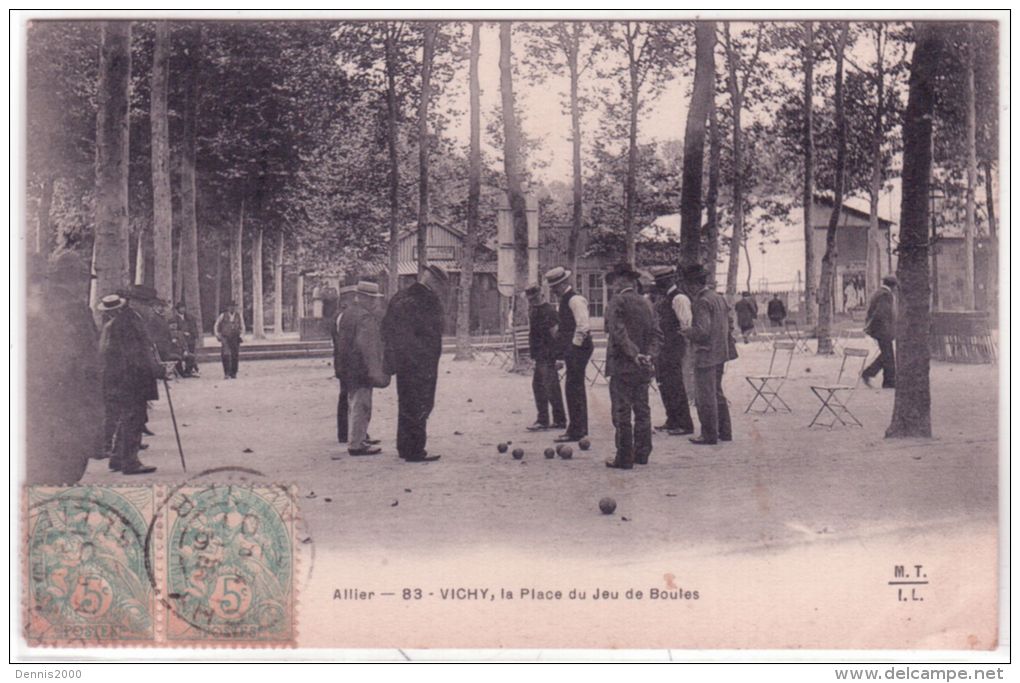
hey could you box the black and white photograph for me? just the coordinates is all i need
[11,10,1008,666]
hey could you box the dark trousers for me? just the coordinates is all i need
[221,336,241,377]
[532,359,566,426]
[610,375,652,465]
[770,319,784,327]
[656,357,693,431]
[863,337,896,387]
[110,399,146,467]
[337,381,349,443]
[563,340,593,437]
[396,369,438,458]
[694,363,732,443]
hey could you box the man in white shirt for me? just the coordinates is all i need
[650,266,695,435]
[545,266,593,443]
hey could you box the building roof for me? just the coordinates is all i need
[813,194,896,228]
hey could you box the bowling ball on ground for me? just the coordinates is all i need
[512,448,524,460]
[599,497,617,515]
[559,445,573,460]
[497,442,509,453]
[544,448,556,459]
[578,437,591,451]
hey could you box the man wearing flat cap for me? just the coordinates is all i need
[650,265,695,436]
[381,264,448,462]
[862,275,898,388]
[525,284,566,432]
[335,281,390,457]
[683,263,735,445]
[544,266,593,443]
[604,262,662,469]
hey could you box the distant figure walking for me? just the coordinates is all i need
[215,301,243,379]
[862,275,898,389]
[734,291,758,343]
[767,294,787,328]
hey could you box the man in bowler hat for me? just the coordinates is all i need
[683,264,736,445]
[545,266,593,443]
[335,281,389,456]
[604,263,662,469]
[381,264,447,462]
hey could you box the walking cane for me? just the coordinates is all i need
[162,376,187,472]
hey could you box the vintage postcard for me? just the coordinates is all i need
[12,10,1006,661]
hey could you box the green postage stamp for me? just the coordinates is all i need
[24,484,297,647]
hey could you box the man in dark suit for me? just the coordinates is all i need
[734,291,758,343]
[650,266,694,435]
[862,275,898,389]
[381,265,447,462]
[545,266,593,443]
[335,281,389,456]
[525,284,566,431]
[99,293,165,474]
[332,285,355,444]
[767,294,787,327]
[604,263,663,469]
[684,264,736,445]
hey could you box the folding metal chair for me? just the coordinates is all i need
[753,319,777,351]
[808,347,871,428]
[486,330,512,367]
[587,357,608,385]
[744,340,796,413]
[784,320,812,353]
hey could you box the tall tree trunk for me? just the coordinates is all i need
[681,21,715,268]
[134,233,145,285]
[150,20,173,302]
[723,24,744,296]
[384,27,401,295]
[499,22,530,329]
[567,24,583,275]
[295,272,305,320]
[455,22,481,361]
[178,23,202,333]
[624,31,639,267]
[886,22,941,439]
[703,95,721,284]
[963,22,977,309]
[866,25,886,297]
[231,197,246,333]
[982,158,996,317]
[213,243,222,318]
[816,23,849,355]
[744,240,753,293]
[36,175,55,254]
[802,21,817,327]
[417,24,437,277]
[93,21,132,318]
[273,234,284,335]
[252,226,265,338]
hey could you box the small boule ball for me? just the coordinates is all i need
[497,442,509,454]
[544,447,556,459]
[578,437,591,451]
[559,445,573,460]
[512,448,524,460]
[599,497,617,515]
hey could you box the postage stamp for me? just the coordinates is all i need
[25,486,156,645]
[24,483,298,647]
[161,484,297,645]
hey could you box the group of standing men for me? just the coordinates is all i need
[524,262,737,472]
[331,265,450,462]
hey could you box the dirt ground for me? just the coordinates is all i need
[78,342,1001,649]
